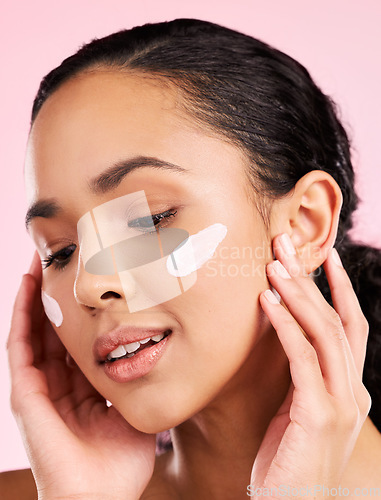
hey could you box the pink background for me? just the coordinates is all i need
[1,0,380,471]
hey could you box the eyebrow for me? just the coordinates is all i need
[25,199,61,229]
[25,155,188,229]
[89,155,188,194]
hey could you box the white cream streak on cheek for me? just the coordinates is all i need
[41,291,63,327]
[166,223,228,277]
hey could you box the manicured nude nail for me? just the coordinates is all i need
[279,233,296,255]
[273,260,292,279]
[331,248,343,267]
[264,289,280,304]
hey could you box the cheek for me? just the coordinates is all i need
[80,247,270,433]
[41,290,64,327]
[141,252,267,420]
[169,233,271,387]
[42,272,72,319]
[109,286,266,434]
[42,271,84,351]
[190,260,266,353]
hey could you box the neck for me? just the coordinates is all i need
[167,323,291,498]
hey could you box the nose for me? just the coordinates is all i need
[74,255,136,311]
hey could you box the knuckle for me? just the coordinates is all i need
[359,316,369,336]
[299,343,318,365]
[324,311,345,340]
[5,336,12,352]
[326,308,343,330]
[277,316,297,334]
[282,316,296,329]
[358,387,372,416]
[9,392,20,416]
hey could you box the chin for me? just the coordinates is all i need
[123,412,180,435]
[113,397,195,434]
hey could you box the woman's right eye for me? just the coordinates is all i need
[42,244,77,271]
[128,209,178,233]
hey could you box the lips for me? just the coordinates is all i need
[93,325,173,364]
[102,333,172,383]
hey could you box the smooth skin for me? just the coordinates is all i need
[5,243,381,499]
[8,252,155,500]
[3,71,381,499]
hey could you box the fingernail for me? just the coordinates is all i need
[279,233,296,255]
[331,248,343,267]
[272,260,292,279]
[264,289,280,304]
[271,285,281,303]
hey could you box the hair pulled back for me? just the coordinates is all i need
[31,18,381,433]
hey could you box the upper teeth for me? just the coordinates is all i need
[106,333,166,361]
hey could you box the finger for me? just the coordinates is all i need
[323,249,372,419]
[8,274,39,374]
[323,248,369,376]
[260,289,327,404]
[66,364,106,408]
[27,250,42,281]
[7,274,52,411]
[24,252,45,364]
[7,270,102,446]
[270,235,369,410]
[41,354,103,409]
[260,289,371,442]
[266,246,352,399]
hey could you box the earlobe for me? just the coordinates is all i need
[271,171,343,275]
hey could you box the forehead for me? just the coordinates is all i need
[25,70,248,208]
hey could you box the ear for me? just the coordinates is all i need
[269,170,343,274]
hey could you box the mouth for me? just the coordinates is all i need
[103,329,172,363]
[94,325,174,383]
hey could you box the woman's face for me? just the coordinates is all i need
[25,71,275,432]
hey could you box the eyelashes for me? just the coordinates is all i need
[42,244,77,271]
[42,209,178,271]
[128,209,177,232]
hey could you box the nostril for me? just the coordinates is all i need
[100,291,122,300]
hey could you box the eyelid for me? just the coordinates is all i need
[42,237,78,254]
[127,199,174,218]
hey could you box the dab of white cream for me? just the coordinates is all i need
[166,223,228,277]
[41,291,63,327]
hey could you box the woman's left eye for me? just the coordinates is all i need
[128,209,178,233]
[42,244,77,271]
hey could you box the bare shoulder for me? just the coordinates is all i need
[0,468,37,500]
[140,450,178,500]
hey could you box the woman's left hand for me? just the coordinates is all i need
[250,234,371,495]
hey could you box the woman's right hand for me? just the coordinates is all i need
[7,252,156,500]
